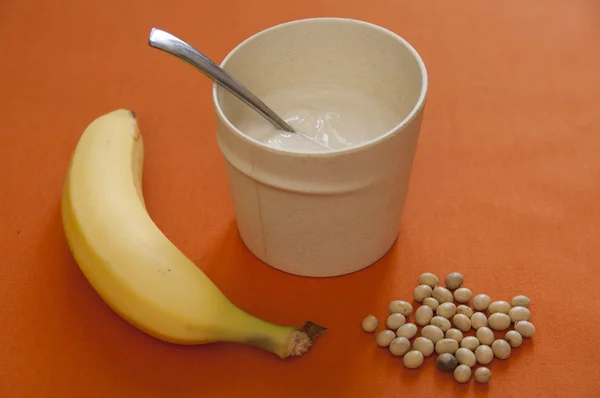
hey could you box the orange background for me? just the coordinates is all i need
[1,0,599,397]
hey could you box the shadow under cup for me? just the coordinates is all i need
[213,18,428,277]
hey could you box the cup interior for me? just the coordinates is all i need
[215,18,427,151]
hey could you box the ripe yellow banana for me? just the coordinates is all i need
[61,109,325,358]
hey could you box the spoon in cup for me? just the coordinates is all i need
[148,28,330,149]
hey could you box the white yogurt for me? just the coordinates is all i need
[236,85,400,152]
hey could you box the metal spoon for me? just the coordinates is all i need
[148,28,296,133]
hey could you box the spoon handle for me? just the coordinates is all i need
[148,28,295,133]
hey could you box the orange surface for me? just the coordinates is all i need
[1,0,599,397]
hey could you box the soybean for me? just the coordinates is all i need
[515,320,536,337]
[403,350,424,369]
[413,337,435,356]
[445,272,464,290]
[452,314,472,332]
[418,272,439,288]
[445,328,464,343]
[488,313,511,331]
[456,305,473,318]
[492,339,511,359]
[476,327,494,346]
[460,336,480,351]
[505,330,523,348]
[389,300,413,316]
[472,294,491,311]
[396,323,418,339]
[430,316,452,332]
[455,347,477,367]
[415,305,434,326]
[511,295,531,308]
[470,312,488,330]
[414,285,433,302]
[421,325,444,344]
[361,315,378,332]
[423,297,440,311]
[435,338,459,354]
[432,286,453,303]
[436,302,457,319]
[475,367,492,383]
[436,353,459,372]
[454,364,472,383]
[475,345,494,365]
[389,337,411,356]
[453,287,472,303]
[508,306,531,322]
[488,301,511,314]
[376,330,396,347]
[386,313,406,330]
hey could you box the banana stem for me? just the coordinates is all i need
[231,310,326,358]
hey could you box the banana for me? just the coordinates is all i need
[61,109,325,358]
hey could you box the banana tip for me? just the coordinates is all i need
[301,321,327,339]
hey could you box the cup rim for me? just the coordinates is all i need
[212,17,428,157]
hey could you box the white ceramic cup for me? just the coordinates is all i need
[212,17,428,277]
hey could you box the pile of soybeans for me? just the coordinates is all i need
[361,272,536,384]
